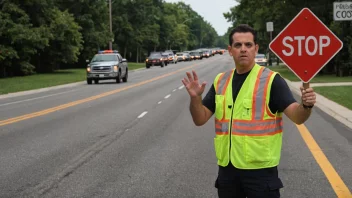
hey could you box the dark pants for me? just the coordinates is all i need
[215,165,283,198]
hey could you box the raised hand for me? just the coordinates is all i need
[182,70,207,98]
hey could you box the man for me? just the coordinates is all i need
[181,24,316,198]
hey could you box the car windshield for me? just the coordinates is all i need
[177,53,183,56]
[256,54,265,58]
[149,54,161,58]
[91,54,117,62]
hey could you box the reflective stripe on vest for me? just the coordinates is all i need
[215,121,229,135]
[216,70,234,95]
[232,119,283,135]
[214,67,282,136]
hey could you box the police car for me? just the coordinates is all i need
[86,50,128,84]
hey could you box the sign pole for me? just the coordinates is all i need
[270,31,273,66]
[303,82,310,89]
[266,22,274,66]
[304,69,309,89]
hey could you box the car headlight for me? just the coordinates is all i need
[87,67,91,72]
[113,65,118,72]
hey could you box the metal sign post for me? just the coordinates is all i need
[266,22,274,66]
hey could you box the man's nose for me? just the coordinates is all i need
[240,45,247,52]
[240,47,247,53]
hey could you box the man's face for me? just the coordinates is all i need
[228,32,259,67]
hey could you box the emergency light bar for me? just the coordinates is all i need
[98,50,119,54]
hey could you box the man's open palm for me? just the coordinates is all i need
[182,70,207,98]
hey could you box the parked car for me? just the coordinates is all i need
[255,53,268,66]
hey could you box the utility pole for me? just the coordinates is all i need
[109,0,112,50]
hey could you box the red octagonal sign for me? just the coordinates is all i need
[269,8,343,82]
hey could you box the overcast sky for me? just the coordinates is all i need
[164,0,238,36]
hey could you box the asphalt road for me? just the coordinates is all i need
[0,54,351,198]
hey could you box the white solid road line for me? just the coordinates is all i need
[137,111,148,118]
[0,89,77,107]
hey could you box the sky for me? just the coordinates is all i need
[164,0,238,36]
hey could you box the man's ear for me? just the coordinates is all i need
[227,45,232,56]
[255,44,259,54]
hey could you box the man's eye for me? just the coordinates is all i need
[245,43,253,48]
[234,43,242,48]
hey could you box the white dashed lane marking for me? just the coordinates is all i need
[137,111,148,118]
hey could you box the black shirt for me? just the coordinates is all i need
[202,69,296,179]
[202,70,296,115]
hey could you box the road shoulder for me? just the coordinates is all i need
[285,79,352,129]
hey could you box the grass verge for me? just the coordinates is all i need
[268,66,352,83]
[0,62,145,95]
[313,86,352,110]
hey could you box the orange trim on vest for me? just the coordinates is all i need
[233,122,283,131]
[222,70,234,119]
[252,67,265,120]
[260,70,274,119]
[232,118,282,123]
[216,73,225,93]
[232,130,282,136]
[266,104,276,118]
[222,70,233,95]
[216,131,229,135]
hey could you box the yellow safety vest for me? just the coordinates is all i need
[213,64,283,169]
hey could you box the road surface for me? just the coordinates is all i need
[0,54,351,197]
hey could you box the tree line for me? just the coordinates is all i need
[0,0,226,78]
[223,0,352,76]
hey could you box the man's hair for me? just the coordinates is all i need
[229,24,257,46]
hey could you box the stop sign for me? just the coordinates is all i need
[269,8,343,82]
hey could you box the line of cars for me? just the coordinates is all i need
[145,48,226,68]
[84,47,227,85]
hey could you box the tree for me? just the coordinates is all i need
[224,0,351,76]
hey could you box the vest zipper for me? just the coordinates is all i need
[229,104,235,162]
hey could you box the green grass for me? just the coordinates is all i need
[268,65,352,83]
[0,62,146,95]
[128,62,145,70]
[268,66,301,81]
[313,86,352,110]
[0,69,86,95]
